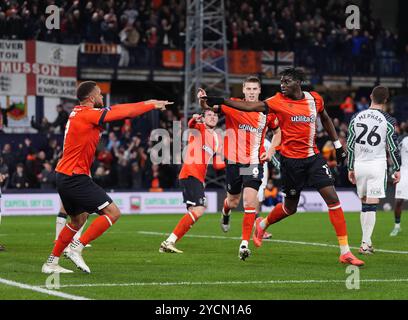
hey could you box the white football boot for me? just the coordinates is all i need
[159,241,183,253]
[42,255,73,274]
[65,240,91,273]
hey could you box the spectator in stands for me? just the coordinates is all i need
[51,105,69,133]
[119,22,140,66]
[6,8,22,40]
[263,179,282,207]
[86,11,102,42]
[114,145,131,188]
[322,140,337,169]
[97,147,114,168]
[159,18,173,48]
[38,161,56,190]
[10,163,29,189]
[0,156,10,189]
[149,164,163,192]
[340,93,356,123]
[31,116,51,134]
[1,143,15,174]
[131,162,142,189]
[101,12,119,43]
[93,165,110,188]
[0,11,6,39]
[356,96,369,112]
[106,132,120,151]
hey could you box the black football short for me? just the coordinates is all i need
[56,173,113,216]
[225,162,264,195]
[280,153,334,198]
[179,176,207,209]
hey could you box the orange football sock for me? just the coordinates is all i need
[266,203,289,227]
[223,198,231,215]
[328,202,349,246]
[242,207,256,241]
[173,211,199,241]
[79,214,115,246]
[52,223,78,257]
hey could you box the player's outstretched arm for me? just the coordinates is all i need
[101,100,173,123]
[320,109,346,164]
[203,96,265,112]
[223,98,265,112]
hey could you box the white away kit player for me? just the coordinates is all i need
[347,86,401,254]
[391,128,408,236]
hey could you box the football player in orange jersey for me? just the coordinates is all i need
[199,77,281,261]
[42,81,172,274]
[204,68,364,266]
[159,108,224,253]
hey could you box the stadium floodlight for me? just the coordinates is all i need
[183,0,230,129]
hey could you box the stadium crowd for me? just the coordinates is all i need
[0,0,406,75]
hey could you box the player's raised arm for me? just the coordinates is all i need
[89,100,173,125]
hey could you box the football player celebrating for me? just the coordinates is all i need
[204,68,364,266]
[199,77,281,261]
[348,86,401,253]
[42,81,172,273]
[160,108,223,253]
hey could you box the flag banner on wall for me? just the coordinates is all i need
[0,40,78,99]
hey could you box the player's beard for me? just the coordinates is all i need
[94,100,104,108]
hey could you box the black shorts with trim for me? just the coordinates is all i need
[179,176,206,209]
[225,162,264,195]
[280,153,334,198]
[56,173,113,216]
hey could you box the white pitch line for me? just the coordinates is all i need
[0,277,91,300]
[41,278,408,288]
[138,231,408,255]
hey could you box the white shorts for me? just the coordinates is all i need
[257,164,268,202]
[395,169,408,200]
[354,161,387,199]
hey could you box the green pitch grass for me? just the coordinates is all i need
[0,212,407,300]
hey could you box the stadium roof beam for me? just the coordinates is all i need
[183,0,230,131]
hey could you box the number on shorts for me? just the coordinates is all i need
[323,164,332,178]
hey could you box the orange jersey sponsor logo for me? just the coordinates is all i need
[265,91,324,159]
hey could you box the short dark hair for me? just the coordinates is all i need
[279,67,306,82]
[371,86,389,104]
[243,75,261,86]
[201,108,218,117]
[76,81,97,101]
